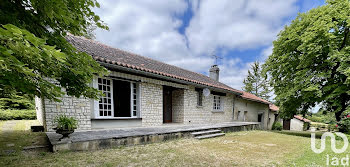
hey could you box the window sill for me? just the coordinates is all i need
[212,110,224,113]
[91,117,142,120]
[196,105,203,108]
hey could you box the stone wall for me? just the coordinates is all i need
[172,89,184,123]
[140,82,163,126]
[44,94,91,132]
[233,98,270,129]
[182,86,234,124]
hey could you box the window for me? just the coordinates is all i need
[244,111,248,121]
[98,78,113,117]
[213,95,223,111]
[196,88,203,106]
[131,83,138,117]
[96,78,139,118]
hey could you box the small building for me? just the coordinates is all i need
[35,35,278,132]
[283,115,311,131]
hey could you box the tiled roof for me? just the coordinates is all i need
[294,115,311,123]
[66,35,241,94]
[269,104,279,111]
[239,91,270,104]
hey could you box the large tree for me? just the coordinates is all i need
[264,0,350,121]
[243,61,271,100]
[0,0,109,101]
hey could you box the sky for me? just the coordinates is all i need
[93,0,325,92]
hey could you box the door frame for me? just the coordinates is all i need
[163,86,173,123]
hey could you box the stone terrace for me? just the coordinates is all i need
[47,122,260,152]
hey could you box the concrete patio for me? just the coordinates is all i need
[47,122,260,152]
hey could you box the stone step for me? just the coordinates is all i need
[194,133,225,140]
[191,129,222,136]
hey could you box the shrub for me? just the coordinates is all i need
[272,122,283,131]
[337,114,350,134]
[54,115,78,130]
[0,93,34,110]
[0,109,36,120]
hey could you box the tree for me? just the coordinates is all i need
[264,0,350,122]
[243,61,271,100]
[0,0,109,101]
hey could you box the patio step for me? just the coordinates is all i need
[191,129,222,137]
[194,133,225,140]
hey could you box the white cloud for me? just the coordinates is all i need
[186,0,298,56]
[219,58,251,90]
[94,0,301,91]
[261,45,273,60]
[94,0,208,70]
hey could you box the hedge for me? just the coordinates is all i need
[0,109,36,120]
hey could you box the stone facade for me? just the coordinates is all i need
[140,82,163,126]
[183,86,235,124]
[37,70,274,131]
[233,98,270,129]
[172,89,184,123]
[43,94,91,131]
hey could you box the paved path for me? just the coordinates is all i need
[47,122,260,145]
[1,120,18,132]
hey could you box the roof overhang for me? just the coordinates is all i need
[99,62,242,95]
[240,97,270,105]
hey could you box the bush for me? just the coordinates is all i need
[0,93,34,110]
[0,109,36,120]
[338,114,350,134]
[272,122,283,131]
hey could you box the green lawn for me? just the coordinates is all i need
[0,120,348,167]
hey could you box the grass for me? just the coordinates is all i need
[0,109,36,120]
[0,120,47,157]
[0,120,349,166]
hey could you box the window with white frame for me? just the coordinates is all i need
[213,95,223,111]
[96,77,139,118]
[131,83,138,117]
[98,78,113,117]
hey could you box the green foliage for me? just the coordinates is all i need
[337,113,350,133]
[272,121,282,131]
[0,110,36,120]
[243,61,272,100]
[310,122,328,130]
[264,0,350,120]
[0,0,109,102]
[54,115,78,130]
[0,92,34,110]
[306,111,336,124]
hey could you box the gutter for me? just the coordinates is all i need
[99,62,242,95]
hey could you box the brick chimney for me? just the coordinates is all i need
[209,65,220,81]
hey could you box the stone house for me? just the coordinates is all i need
[35,35,278,132]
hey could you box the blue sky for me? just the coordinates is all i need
[94,0,325,90]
